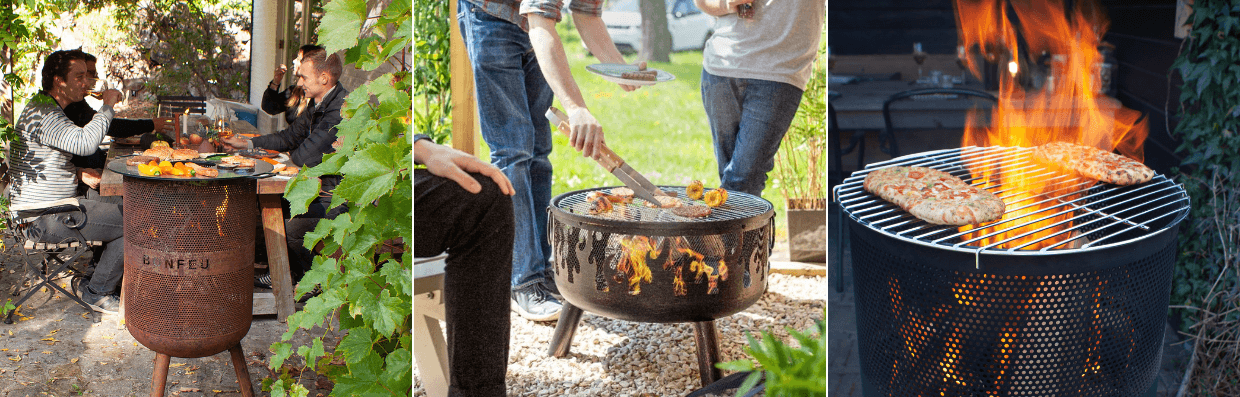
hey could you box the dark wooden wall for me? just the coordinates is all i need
[828,1,960,55]
[1100,1,1184,175]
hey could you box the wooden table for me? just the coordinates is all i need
[102,145,296,322]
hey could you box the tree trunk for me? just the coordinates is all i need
[2,45,11,125]
[639,0,672,62]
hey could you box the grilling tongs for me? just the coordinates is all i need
[546,107,667,207]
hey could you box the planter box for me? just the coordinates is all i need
[787,198,826,263]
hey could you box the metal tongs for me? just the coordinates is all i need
[545,107,667,207]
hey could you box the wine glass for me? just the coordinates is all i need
[912,43,928,83]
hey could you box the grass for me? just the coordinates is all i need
[474,20,799,243]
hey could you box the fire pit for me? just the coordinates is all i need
[835,146,1188,396]
[121,174,259,397]
[547,185,774,385]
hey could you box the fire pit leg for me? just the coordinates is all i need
[228,344,255,397]
[150,353,171,397]
[692,320,723,386]
[548,302,585,357]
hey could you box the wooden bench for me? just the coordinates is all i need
[414,255,448,397]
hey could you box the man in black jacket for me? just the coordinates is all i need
[223,47,348,283]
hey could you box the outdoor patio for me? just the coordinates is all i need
[413,245,826,397]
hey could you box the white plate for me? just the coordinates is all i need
[586,64,675,86]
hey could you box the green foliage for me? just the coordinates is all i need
[1168,0,1240,333]
[773,31,826,206]
[716,318,826,397]
[268,0,412,396]
[413,0,451,143]
[114,1,252,100]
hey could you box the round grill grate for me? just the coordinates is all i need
[553,186,773,236]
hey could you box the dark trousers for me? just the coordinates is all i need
[284,197,347,282]
[414,169,513,397]
[25,197,125,295]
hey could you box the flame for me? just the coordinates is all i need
[616,236,656,295]
[954,0,1147,249]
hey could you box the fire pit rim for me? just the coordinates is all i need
[549,185,775,236]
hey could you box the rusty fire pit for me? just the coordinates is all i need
[122,176,256,397]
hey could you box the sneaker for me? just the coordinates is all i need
[74,278,119,314]
[511,283,562,322]
[254,273,273,289]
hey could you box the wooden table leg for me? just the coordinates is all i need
[259,195,295,322]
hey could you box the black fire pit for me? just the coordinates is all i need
[547,185,774,385]
[835,146,1188,397]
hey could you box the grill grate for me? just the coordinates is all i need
[835,146,1190,255]
[556,186,772,223]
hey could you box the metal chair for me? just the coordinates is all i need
[881,88,998,157]
[156,95,207,118]
[4,198,103,323]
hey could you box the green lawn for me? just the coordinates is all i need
[476,22,796,243]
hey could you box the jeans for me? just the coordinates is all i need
[414,169,513,397]
[459,0,556,290]
[700,70,804,196]
[25,198,125,296]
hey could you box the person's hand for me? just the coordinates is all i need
[273,64,287,85]
[568,107,605,159]
[80,168,102,190]
[727,0,753,8]
[221,135,249,151]
[416,140,514,195]
[152,117,176,134]
[101,89,122,107]
[617,61,646,92]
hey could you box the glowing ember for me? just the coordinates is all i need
[954,0,1148,249]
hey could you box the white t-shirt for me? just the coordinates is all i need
[702,0,824,90]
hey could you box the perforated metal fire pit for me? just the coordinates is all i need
[122,175,257,397]
[547,185,774,385]
[835,146,1188,397]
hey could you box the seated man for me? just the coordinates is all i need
[67,52,176,192]
[7,49,126,314]
[261,44,319,125]
[414,134,515,397]
[222,46,347,284]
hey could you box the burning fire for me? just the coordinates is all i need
[616,236,726,296]
[616,236,657,295]
[954,0,1148,249]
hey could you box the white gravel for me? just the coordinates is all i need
[414,273,825,397]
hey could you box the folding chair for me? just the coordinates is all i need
[881,87,998,157]
[413,254,448,397]
[3,198,103,324]
[156,95,207,118]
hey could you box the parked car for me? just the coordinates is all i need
[602,0,714,53]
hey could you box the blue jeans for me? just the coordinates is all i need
[700,70,804,196]
[459,0,556,290]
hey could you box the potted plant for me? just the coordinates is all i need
[713,316,826,396]
[774,39,827,263]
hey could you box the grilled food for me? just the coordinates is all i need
[142,147,174,161]
[644,196,682,208]
[220,155,255,168]
[703,188,728,208]
[186,163,218,178]
[586,191,615,214]
[685,180,704,200]
[621,70,658,81]
[126,155,158,166]
[278,165,299,176]
[1033,142,1154,185]
[863,166,1005,226]
[171,149,199,160]
[670,204,712,218]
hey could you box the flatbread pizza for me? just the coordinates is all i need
[1033,142,1154,185]
[863,166,1005,226]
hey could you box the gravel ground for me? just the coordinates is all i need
[414,273,825,397]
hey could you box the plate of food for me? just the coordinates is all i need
[586,63,675,86]
[235,148,280,158]
[108,150,274,180]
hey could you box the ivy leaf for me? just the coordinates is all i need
[382,348,412,392]
[270,342,293,370]
[318,0,368,54]
[336,326,374,365]
[295,338,327,372]
[336,143,403,206]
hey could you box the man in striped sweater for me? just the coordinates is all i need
[8,49,126,314]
